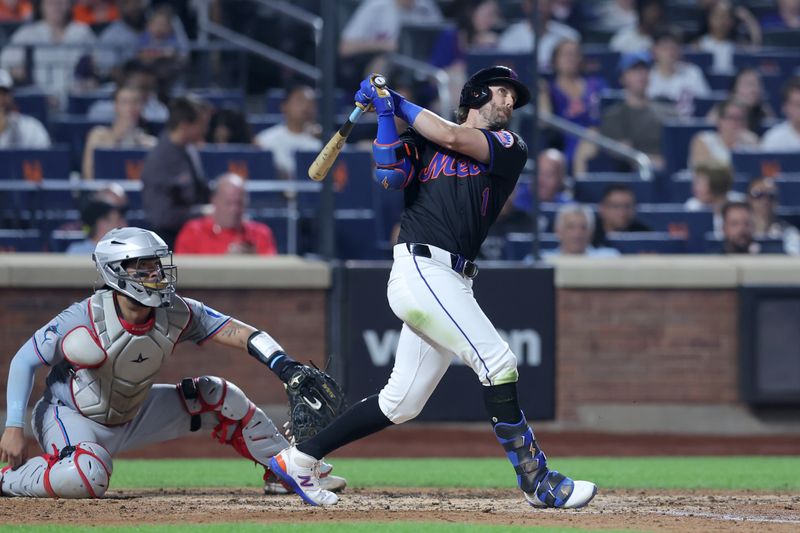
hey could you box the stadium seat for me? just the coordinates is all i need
[776,177,800,207]
[606,231,687,254]
[294,150,377,212]
[335,215,382,260]
[732,151,800,180]
[692,92,727,117]
[247,113,283,135]
[399,22,456,62]
[668,172,750,203]
[504,232,560,260]
[93,148,149,181]
[251,213,289,255]
[706,73,734,92]
[661,119,715,175]
[14,88,49,125]
[0,229,43,252]
[0,147,72,180]
[777,206,800,229]
[263,88,349,114]
[199,146,275,180]
[183,88,246,111]
[636,204,713,253]
[48,229,87,252]
[573,174,656,203]
[762,30,800,48]
[581,46,620,87]
[67,89,114,115]
[681,51,713,72]
[51,115,109,170]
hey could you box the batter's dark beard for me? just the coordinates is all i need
[480,105,510,131]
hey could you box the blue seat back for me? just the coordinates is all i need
[294,151,377,212]
[504,232,560,260]
[636,204,713,253]
[0,229,43,252]
[199,146,275,180]
[93,148,149,181]
[0,147,72,180]
[51,115,109,170]
[14,88,49,125]
[606,231,687,254]
[776,177,800,207]
[732,151,800,180]
[661,119,715,175]
[573,174,655,203]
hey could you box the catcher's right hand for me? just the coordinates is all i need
[284,364,347,443]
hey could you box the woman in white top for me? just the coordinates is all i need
[0,0,96,107]
[647,29,711,109]
[688,99,759,168]
[696,1,761,74]
[82,85,156,180]
[706,68,775,133]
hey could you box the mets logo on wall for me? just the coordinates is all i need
[491,130,515,148]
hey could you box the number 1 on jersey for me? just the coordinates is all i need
[481,187,490,217]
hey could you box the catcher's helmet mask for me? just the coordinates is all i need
[93,227,177,308]
[459,65,531,110]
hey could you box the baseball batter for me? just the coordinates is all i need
[270,67,597,508]
[0,227,344,498]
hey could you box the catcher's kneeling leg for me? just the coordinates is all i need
[177,376,288,466]
[0,442,112,498]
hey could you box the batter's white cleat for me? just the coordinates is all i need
[264,460,347,495]
[268,447,339,506]
[525,470,597,509]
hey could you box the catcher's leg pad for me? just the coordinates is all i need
[0,442,112,498]
[178,376,287,466]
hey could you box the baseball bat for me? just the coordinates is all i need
[308,75,388,182]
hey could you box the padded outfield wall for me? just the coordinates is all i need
[1,254,799,434]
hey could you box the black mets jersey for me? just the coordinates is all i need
[396,127,528,261]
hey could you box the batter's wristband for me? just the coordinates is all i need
[390,89,423,125]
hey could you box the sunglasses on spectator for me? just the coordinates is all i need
[750,190,777,200]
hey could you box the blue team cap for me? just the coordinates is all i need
[617,50,653,73]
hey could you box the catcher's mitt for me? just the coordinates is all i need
[284,364,347,443]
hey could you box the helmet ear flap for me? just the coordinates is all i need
[460,82,492,109]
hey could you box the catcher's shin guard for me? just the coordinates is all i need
[0,442,112,498]
[178,376,288,466]
[494,413,597,509]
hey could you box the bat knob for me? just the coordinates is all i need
[372,75,387,89]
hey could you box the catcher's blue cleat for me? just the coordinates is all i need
[494,414,597,509]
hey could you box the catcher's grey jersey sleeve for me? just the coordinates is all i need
[177,296,232,345]
[5,300,90,427]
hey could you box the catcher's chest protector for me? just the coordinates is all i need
[64,290,190,425]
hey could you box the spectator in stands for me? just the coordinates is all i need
[760,0,800,30]
[718,201,756,254]
[96,0,188,76]
[761,77,800,152]
[688,99,759,168]
[647,29,711,111]
[497,0,580,71]
[88,58,168,123]
[0,68,50,148]
[430,0,500,113]
[82,84,156,180]
[685,161,743,236]
[207,108,253,145]
[0,0,33,22]
[479,186,534,260]
[707,68,775,133]
[540,39,606,165]
[592,184,651,247]
[174,173,277,256]
[65,197,127,254]
[593,0,636,33]
[610,0,664,53]
[575,51,675,174]
[136,5,187,64]
[255,84,321,181]
[141,95,211,248]
[338,0,442,88]
[72,0,118,25]
[536,149,572,203]
[748,177,800,255]
[695,1,761,74]
[543,203,620,258]
[0,0,96,107]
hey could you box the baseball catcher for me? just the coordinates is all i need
[0,227,346,498]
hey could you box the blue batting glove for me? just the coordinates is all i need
[354,88,373,110]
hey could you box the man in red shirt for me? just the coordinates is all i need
[174,173,277,255]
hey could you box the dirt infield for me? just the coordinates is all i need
[2,488,799,531]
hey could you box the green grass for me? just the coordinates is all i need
[0,524,622,533]
[109,456,800,491]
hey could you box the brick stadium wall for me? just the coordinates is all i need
[556,289,739,421]
[0,288,328,407]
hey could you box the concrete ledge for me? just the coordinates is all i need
[0,254,331,289]
[550,256,800,288]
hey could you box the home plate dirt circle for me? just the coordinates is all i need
[2,488,799,531]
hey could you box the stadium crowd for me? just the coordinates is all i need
[0,0,799,259]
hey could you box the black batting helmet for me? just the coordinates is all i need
[459,66,531,110]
